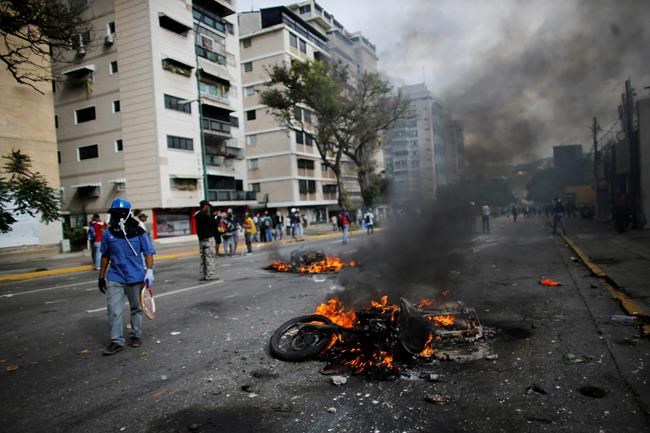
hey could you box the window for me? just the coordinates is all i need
[242,38,251,48]
[167,135,193,151]
[293,106,302,121]
[55,115,58,128]
[226,22,234,35]
[248,158,258,170]
[109,60,118,74]
[289,32,298,48]
[107,21,116,34]
[246,110,256,121]
[78,144,98,160]
[323,184,337,194]
[243,62,252,72]
[112,100,120,113]
[244,86,255,97]
[162,58,193,77]
[305,134,313,146]
[75,106,96,124]
[164,94,192,113]
[171,178,197,191]
[295,131,304,144]
[299,39,306,53]
[299,180,316,194]
[57,151,61,164]
[303,110,311,123]
[297,159,314,170]
[230,116,239,128]
[299,5,311,14]
[245,134,257,146]
[115,139,123,151]
[250,183,260,193]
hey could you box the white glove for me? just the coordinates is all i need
[144,268,154,287]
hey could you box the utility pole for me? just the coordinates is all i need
[591,117,601,216]
[622,79,640,227]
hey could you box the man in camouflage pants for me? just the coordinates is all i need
[194,200,218,280]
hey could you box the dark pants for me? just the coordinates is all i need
[245,232,253,253]
[482,215,490,234]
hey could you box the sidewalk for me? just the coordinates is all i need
[0,223,362,281]
[561,218,650,334]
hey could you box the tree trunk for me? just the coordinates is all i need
[334,168,350,208]
[357,168,373,208]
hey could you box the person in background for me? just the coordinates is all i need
[228,209,240,254]
[242,211,256,255]
[552,197,566,235]
[220,210,237,256]
[195,200,218,280]
[512,205,518,223]
[98,198,155,356]
[252,212,260,243]
[481,204,490,234]
[274,212,284,241]
[295,208,304,240]
[212,209,222,256]
[338,208,351,245]
[261,210,273,242]
[363,209,375,235]
[89,213,107,270]
[331,214,338,231]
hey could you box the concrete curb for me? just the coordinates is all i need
[560,232,650,336]
[0,227,377,283]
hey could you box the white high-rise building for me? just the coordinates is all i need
[53,0,253,240]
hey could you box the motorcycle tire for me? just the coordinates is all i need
[269,315,334,362]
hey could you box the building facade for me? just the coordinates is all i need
[384,83,442,203]
[0,37,62,252]
[53,0,252,239]
[239,2,379,221]
[444,116,465,185]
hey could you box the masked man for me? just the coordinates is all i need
[98,198,156,356]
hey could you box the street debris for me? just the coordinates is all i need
[424,394,450,405]
[578,386,607,398]
[5,364,19,372]
[240,384,255,393]
[170,331,181,336]
[327,407,337,413]
[77,349,90,355]
[485,354,499,360]
[427,374,440,382]
[271,404,293,413]
[160,375,168,381]
[526,384,547,395]
[331,376,348,386]
[609,314,638,324]
[266,249,357,273]
[564,353,593,364]
[539,278,561,287]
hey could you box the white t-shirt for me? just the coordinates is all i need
[481,205,490,216]
[364,212,374,225]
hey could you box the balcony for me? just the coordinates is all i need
[202,117,231,136]
[205,154,225,167]
[207,190,257,202]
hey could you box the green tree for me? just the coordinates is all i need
[260,59,408,208]
[0,149,60,233]
[0,0,90,93]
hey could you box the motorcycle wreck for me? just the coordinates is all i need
[269,297,495,380]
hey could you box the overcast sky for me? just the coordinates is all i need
[237,1,650,168]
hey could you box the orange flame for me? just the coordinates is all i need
[429,314,456,327]
[344,350,397,374]
[419,333,435,357]
[268,260,293,271]
[418,298,434,309]
[268,256,356,273]
[314,298,357,328]
[441,290,449,297]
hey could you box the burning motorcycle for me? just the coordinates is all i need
[269,297,486,377]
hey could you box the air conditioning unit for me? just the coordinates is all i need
[104,34,114,45]
[200,35,214,51]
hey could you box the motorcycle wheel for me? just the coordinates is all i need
[269,315,334,361]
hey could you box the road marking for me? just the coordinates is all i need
[1,280,95,298]
[44,299,68,305]
[85,280,224,313]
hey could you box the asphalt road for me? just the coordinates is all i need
[0,218,648,433]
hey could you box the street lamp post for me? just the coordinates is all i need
[179,96,208,201]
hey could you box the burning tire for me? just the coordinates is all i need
[269,315,334,361]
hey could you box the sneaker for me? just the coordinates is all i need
[128,337,141,348]
[102,342,124,356]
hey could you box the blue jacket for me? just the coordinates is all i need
[101,230,156,284]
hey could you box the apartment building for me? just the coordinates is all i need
[384,83,441,203]
[238,2,380,221]
[0,37,61,252]
[238,6,339,222]
[289,1,379,208]
[53,0,252,239]
[444,116,465,185]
